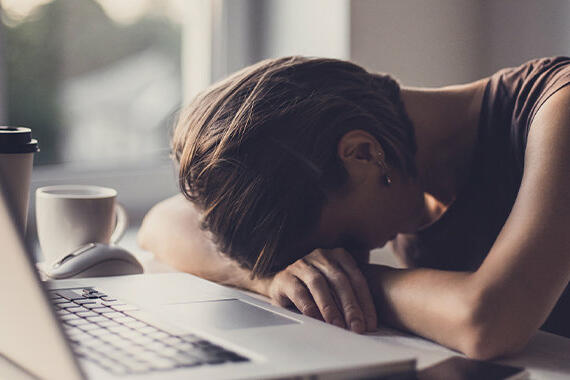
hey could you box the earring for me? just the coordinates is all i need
[377,151,392,187]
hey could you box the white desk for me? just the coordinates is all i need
[3,230,569,379]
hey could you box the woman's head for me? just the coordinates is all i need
[172,56,417,277]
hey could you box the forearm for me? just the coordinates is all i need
[137,195,269,295]
[363,265,481,355]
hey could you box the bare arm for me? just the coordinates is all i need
[364,86,570,359]
[137,194,268,294]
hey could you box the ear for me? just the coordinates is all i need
[338,129,382,163]
[337,130,385,181]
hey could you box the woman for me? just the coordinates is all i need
[138,56,570,359]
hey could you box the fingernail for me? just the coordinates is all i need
[332,318,344,328]
[350,320,363,333]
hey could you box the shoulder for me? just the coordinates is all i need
[525,84,570,170]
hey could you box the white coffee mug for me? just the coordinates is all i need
[35,185,128,265]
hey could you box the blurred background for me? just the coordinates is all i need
[0,0,568,249]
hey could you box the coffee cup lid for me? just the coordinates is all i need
[0,126,39,154]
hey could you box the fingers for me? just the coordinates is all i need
[268,271,322,321]
[288,261,345,328]
[309,257,367,333]
[333,252,378,332]
[267,249,378,334]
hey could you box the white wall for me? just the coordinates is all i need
[261,0,350,60]
[183,0,351,98]
[479,0,570,75]
[351,0,570,87]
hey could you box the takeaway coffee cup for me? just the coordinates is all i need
[35,185,128,265]
[0,126,39,232]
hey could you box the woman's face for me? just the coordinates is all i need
[302,130,426,262]
[307,169,425,262]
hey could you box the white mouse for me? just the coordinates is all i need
[46,243,144,279]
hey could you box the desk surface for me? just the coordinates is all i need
[4,229,569,380]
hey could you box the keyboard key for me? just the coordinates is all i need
[122,320,147,329]
[59,314,80,321]
[70,299,88,305]
[57,289,88,300]
[78,323,103,332]
[114,316,137,324]
[89,328,112,337]
[101,300,121,306]
[92,307,115,314]
[129,335,154,345]
[80,337,106,348]
[67,306,88,313]
[148,357,177,370]
[64,318,89,326]
[57,302,78,309]
[120,330,147,340]
[65,326,85,336]
[83,301,107,309]
[76,311,99,318]
[86,316,108,323]
[170,352,202,367]
[108,325,132,334]
[98,320,117,327]
[51,298,70,304]
[105,312,126,320]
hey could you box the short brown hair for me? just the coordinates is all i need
[172,56,416,277]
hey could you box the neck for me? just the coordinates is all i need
[400,80,487,205]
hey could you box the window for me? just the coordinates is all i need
[1,0,183,166]
[1,0,350,233]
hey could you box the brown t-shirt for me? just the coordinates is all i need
[393,57,570,337]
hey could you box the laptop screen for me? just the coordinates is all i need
[0,181,84,380]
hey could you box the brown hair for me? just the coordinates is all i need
[172,56,416,277]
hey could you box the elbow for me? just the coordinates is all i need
[460,325,530,360]
[457,292,532,360]
[137,209,155,252]
[137,202,169,254]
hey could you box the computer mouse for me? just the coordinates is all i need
[45,243,144,279]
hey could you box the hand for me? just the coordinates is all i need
[265,248,377,333]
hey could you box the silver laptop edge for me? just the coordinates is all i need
[0,181,85,380]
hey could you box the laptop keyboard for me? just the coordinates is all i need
[49,287,249,375]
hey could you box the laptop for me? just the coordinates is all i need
[0,183,416,380]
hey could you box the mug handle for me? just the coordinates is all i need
[110,203,128,244]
